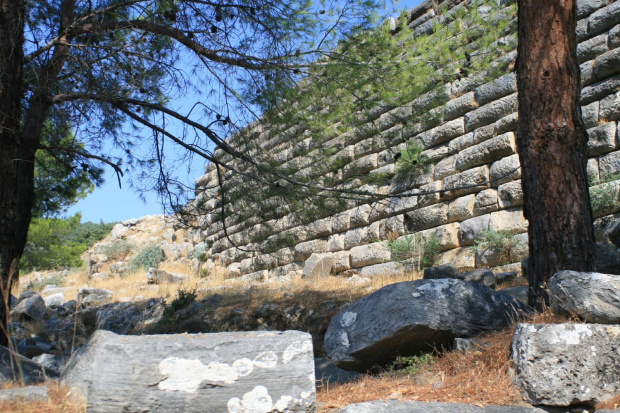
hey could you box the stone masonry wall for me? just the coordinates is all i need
[187,0,620,281]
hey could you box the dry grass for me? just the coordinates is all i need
[317,308,574,412]
[0,383,85,413]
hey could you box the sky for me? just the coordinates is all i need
[66,0,425,224]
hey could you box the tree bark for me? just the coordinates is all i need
[0,0,28,346]
[516,0,596,310]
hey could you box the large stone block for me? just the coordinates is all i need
[581,74,620,105]
[418,223,460,251]
[62,330,316,413]
[489,208,528,234]
[335,400,554,413]
[577,0,605,19]
[587,121,617,155]
[582,100,600,129]
[307,217,332,239]
[489,154,521,187]
[441,166,490,199]
[331,251,351,273]
[549,270,620,323]
[498,180,524,208]
[464,93,517,132]
[512,323,620,406]
[474,73,516,106]
[295,240,328,260]
[577,33,608,64]
[344,227,368,250]
[459,214,491,246]
[327,233,345,252]
[416,118,465,148]
[350,205,371,228]
[444,92,478,120]
[456,132,516,171]
[600,92,620,121]
[447,132,475,154]
[404,204,448,232]
[434,154,458,180]
[350,243,390,268]
[473,188,498,215]
[589,1,620,37]
[448,194,476,222]
[303,253,334,278]
[359,262,404,278]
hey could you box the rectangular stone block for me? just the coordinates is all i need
[434,154,458,181]
[455,132,516,172]
[441,166,491,199]
[447,132,475,154]
[498,180,524,208]
[587,121,617,155]
[577,33,608,63]
[307,217,332,239]
[459,214,491,246]
[350,205,371,228]
[350,243,391,268]
[490,154,521,187]
[598,149,620,177]
[587,158,600,182]
[359,262,404,278]
[332,211,351,233]
[327,233,345,252]
[444,92,478,121]
[416,118,465,149]
[473,188,499,215]
[582,100,600,128]
[294,240,328,261]
[599,92,620,121]
[577,0,605,19]
[473,73,517,106]
[581,60,596,86]
[448,194,476,223]
[489,208,528,234]
[331,251,351,273]
[404,204,448,232]
[610,23,620,48]
[465,93,518,133]
[594,48,620,80]
[588,1,620,36]
[61,330,316,413]
[494,112,519,135]
[388,192,419,214]
[418,222,460,251]
[344,227,368,250]
[512,323,620,406]
[580,74,620,105]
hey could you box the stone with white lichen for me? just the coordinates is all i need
[61,330,316,412]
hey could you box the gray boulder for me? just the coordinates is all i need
[33,353,70,375]
[423,263,458,279]
[314,358,361,386]
[496,271,519,285]
[303,253,334,278]
[10,294,46,322]
[604,218,620,248]
[548,270,620,323]
[62,330,316,412]
[458,269,497,289]
[512,323,620,406]
[0,386,50,403]
[44,292,65,308]
[146,268,190,284]
[498,286,529,306]
[324,279,526,371]
[77,288,113,308]
[0,345,59,384]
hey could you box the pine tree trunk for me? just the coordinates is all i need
[0,0,29,346]
[516,0,596,310]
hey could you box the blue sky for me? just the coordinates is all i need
[67,0,424,223]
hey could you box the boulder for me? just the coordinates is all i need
[496,271,519,285]
[33,353,70,375]
[604,218,620,247]
[548,271,620,323]
[0,345,59,384]
[77,288,113,308]
[0,386,50,403]
[43,293,65,309]
[512,323,620,406]
[303,253,334,278]
[423,263,458,279]
[146,268,190,284]
[62,330,316,413]
[595,242,620,274]
[458,269,497,289]
[314,358,361,386]
[10,294,46,322]
[324,279,526,371]
[497,286,529,306]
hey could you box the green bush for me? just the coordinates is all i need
[388,232,440,272]
[473,229,522,265]
[589,172,620,215]
[160,286,198,326]
[390,353,435,375]
[128,244,162,272]
[103,239,134,260]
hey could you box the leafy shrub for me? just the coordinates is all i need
[390,353,435,375]
[388,232,440,272]
[160,286,198,325]
[589,172,620,215]
[128,244,162,272]
[473,230,522,265]
[20,214,86,272]
[395,141,432,178]
[103,239,134,260]
[24,272,67,292]
[188,244,209,261]
[67,220,116,247]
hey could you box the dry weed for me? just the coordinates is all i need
[0,383,85,413]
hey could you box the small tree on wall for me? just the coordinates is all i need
[515,0,597,309]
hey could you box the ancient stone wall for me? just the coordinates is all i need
[188,0,620,281]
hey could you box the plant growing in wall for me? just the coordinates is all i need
[473,230,522,266]
[388,232,441,273]
[589,172,620,217]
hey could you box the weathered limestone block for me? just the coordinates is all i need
[417,118,465,148]
[599,149,620,176]
[377,106,412,131]
[473,123,494,144]
[447,132,475,154]
[367,221,382,244]
[588,1,620,36]
[332,251,351,273]
[147,268,190,284]
[344,227,369,250]
[227,262,241,278]
[473,189,498,215]
[455,132,516,172]
[404,204,448,232]
[295,240,328,261]
[359,262,404,278]
[388,192,418,214]
[441,166,490,199]
[473,73,516,106]
[343,154,378,178]
[10,294,46,322]
[594,47,620,80]
[421,142,449,162]
[582,100,600,129]
[332,211,351,234]
[490,154,521,187]
[77,288,113,308]
[581,74,620,105]
[444,92,478,121]
[494,112,518,135]
[350,205,371,228]
[434,154,458,180]
[512,323,620,406]
[307,217,332,239]
[459,214,491,246]
[577,18,589,43]
[436,247,476,271]
[490,208,528,234]
[581,60,596,86]
[464,93,517,132]
[335,400,555,413]
[350,243,390,268]
[588,158,600,182]
[303,253,334,278]
[448,194,476,222]
[419,223,460,251]
[611,22,620,48]
[600,92,620,121]
[587,121,617,155]
[417,181,441,207]
[577,0,605,19]
[327,233,345,252]
[239,270,268,283]
[498,180,524,208]
[577,33,609,63]
[62,330,316,413]
[549,270,620,323]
